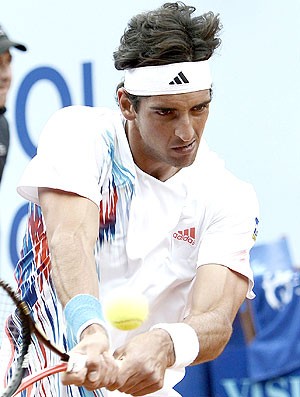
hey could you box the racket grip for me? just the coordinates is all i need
[66,353,87,373]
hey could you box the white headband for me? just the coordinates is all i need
[123,60,212,96]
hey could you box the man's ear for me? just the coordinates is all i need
[117,88,136,120]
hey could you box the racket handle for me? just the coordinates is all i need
[13,362,68,396]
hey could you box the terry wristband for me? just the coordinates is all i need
[150,323,199,368]
[64,294,107,342]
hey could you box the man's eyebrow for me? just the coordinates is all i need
[150,99,212,111]
[149,106,175,111]
[192,99,212,107]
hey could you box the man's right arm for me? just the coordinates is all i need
[38,187,99,303]
[38,187,119,390]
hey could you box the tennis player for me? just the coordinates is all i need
[2,2,259,397]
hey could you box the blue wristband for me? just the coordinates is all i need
[64,294,106,342]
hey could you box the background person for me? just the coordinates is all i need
[0,25,26,184]
[1,3,259,397]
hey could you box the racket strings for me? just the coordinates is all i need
[6,310,30,352]
[0,280,66,360]
[3,316,30,386]
[0,288,16,345]
[0,281,33,397]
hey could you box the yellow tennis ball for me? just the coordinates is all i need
[104,291,149,331]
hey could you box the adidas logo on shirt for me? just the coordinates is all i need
[169,71,189,85]
[173,227,195,245]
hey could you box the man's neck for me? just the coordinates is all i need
[0,94,7,108]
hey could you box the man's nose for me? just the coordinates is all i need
[174,115,194,141]
[0,66,11,81]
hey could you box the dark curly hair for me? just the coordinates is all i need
[114,2,222,70]
[114,2,222,109]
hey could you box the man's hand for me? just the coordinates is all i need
[61,324,119,390]
[107,329,175,396]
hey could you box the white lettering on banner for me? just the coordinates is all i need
[265,378,291,397]
[221,378,259,397]
[221,376,300,397]
[262,271,296,310]
[290,377,300,397]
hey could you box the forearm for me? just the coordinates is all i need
[49,229,99,307]
[177,264,249,366]
[38,188,100,308]
[147,308,232,371]
[149,265,247,368]
[183,308,233,365]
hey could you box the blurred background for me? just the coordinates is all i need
[0,1,300,395]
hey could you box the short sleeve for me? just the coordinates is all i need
[17,106,113,206]
[197,173,259,299]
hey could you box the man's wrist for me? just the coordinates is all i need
[150,327,176,367]
[150,323,200,368]
[64,294,108,343]
[80,322,108,341]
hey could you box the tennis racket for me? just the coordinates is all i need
[0,279,71,397]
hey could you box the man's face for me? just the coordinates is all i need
[121,89,211,180]
[0,50,12,107]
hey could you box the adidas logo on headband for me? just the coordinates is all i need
[169,71,189,85]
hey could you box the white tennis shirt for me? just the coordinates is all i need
[16,105,259,397]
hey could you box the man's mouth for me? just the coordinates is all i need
[172,140,196,153]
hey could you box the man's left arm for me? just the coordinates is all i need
[183,263,248,364]
[108,263,248,396]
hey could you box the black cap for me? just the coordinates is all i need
[0,25,27,55]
